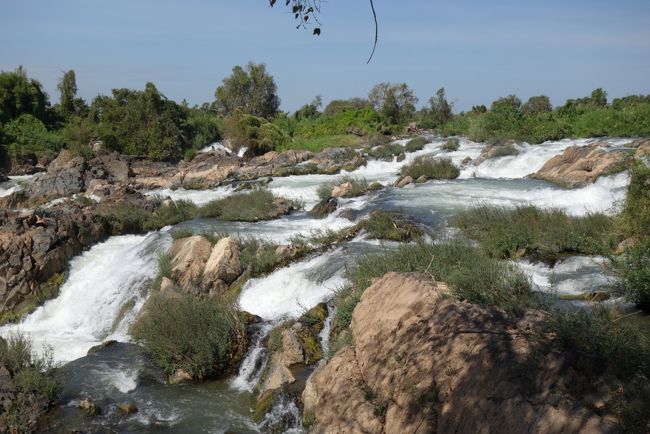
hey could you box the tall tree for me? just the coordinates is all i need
[213,62,280,120]
[57,70,78,116]
[521,95,552,114]
[0,66,49,125]
[428,87,453,126]
[368,82,418,124]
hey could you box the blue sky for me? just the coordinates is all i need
[1,0,649,112]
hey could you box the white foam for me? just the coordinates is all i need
[238,251,346,321]
[1,232,171,363]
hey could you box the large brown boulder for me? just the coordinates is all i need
[178,152,240,188]
[202,237,242,295]
[169,236,213,290]
[531,144,629,188]
[303,272,617,434]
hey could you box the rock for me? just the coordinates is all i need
[159,277,176,294]
[179,152,240,188]
[309,197,338,218]
[475,142,519,165]
[531,144,629,188]
[169,236,213,290]
[26,150,87,202]
[559,291,611,302]
[78,398,100,416]
[368,181,383,191]
[331,182,353,198]
[0,365,15,413]
[394,176,413,188]
[615,236,637,254]
[169,369,192,385]
[86,340,118,355]
[303,272,618,434]
[415,175,428,183]
[259,329,304,396]
[0,171,8,183]
[116,401,138,415]
[203,237,243,288]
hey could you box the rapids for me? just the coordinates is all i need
[1,136,633,432]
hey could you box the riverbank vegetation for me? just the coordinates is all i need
[400,156,460,180]
[2,64,649,175]
[131,294,246,379]
[452,205,618,263]
[0,333,62,432]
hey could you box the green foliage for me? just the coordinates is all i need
[404,136,428,152]
[357,211,423,242]
[417,87,453,128]
[619,162,650,239]
[277,134,359,153]
[57,70,78,117]
[2,114,62,161]
[59,115,99,158]
[452,205,617,263]
[317,175,368,200]
[441,138,460,152]
[88,82,192,160]
[521,95,552,114]
[213,62,279,119]
[547,307,649,380]
[293,108,381,138]
[131,294,244,378]
[324,98,373,116]
[368,82,418,125]
[238,236,278,275]
[170,228,195,240]
[616,238,650,311]
[0,332,62,423]
[97,199,198,234]
[343,240,534,318]
[200,189,297,221]
[223,108,284,156]
[185,107,222,149]
[368,142,405,161]
[400,156,460,180]
[0,66,49,125]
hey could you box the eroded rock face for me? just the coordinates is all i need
[531,144,628,188]
[309,197,338,218]
[0,187,159,315]
[169,236,213,290]
[202,237,242,294]
[303,272,617,434]
[331,182,353,198]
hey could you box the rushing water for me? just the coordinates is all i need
[0,174,33,198]
[1,136,634,432]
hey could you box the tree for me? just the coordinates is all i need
[323,98,373,115]
[294,95,322,120]
[0,66,49,125]
[428,87,453,126]
[57,70,78,116]
[213,62,280,120]
[521,95,552,114]
[490,95,521,112]
[590,88,607,107]
[368,82,418,124]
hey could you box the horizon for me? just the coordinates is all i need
[1,0,650,112]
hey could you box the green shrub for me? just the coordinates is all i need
[223,108,284,156]
[357,211,423,242]
[616,238,650,311]
[0,332,62,413]
[170,228,194,240]
[344,240,534,317]
[452,205,618,263]
[368,143,404,161]
[3,114,62,162]
[294,108,381,138]
[199,189,298,222]
[405,137,428,152]
[131,294,245,379]
[440,138,460,152]
[400,156,460,180]
[619,162,650,239]
[546,307,650,433]
[238,237,278,275]
[488,143,519,158]
[317,175,368,200]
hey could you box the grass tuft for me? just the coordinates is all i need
[400,156,460,180]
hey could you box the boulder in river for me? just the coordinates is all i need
[303,272,618,434]
[170,236,213,291]
[309,197,338,218]
[202,237,243,295]
[530,143,629,188]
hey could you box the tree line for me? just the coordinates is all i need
[1,63,649,168]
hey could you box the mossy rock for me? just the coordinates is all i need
[253,390,275,422]
[117,401,138,415]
